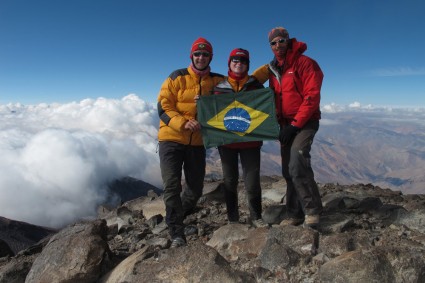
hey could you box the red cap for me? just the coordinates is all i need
[190,37,213,58]
[228,48,250,68]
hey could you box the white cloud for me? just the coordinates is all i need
[321,103,343,113]
[348,101,361,108]
[368,67,425,77]
[0,94,161,228]
[321,102,425,114]
[320,103,425,127]
[320,119,341,126]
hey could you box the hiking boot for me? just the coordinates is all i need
[251,218,269,228]
[303,215,320,229]
[170,237,186,249]
[279,218,304,226]
[184,225,198,236]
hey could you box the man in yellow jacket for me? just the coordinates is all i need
[157,37,224,248]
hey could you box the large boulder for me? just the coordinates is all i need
[100,241,254,283]
[25,219,111,283]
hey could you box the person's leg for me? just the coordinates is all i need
[240,147,262,221]
[159,141,185,239]
[289,120,323,217]
[181,145,206,216]
[218,146,240,222]
[281,142,304,220]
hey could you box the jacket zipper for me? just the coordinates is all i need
[189,76,203,145]
[269,64,283,122]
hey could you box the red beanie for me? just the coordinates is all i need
[228,48,250,69]
[190,37,213,58]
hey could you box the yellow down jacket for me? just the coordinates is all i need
[157,66,224,146]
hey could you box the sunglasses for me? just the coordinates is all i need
[270,38,288,46]
[192,51,211,57]
[231,58,248,64]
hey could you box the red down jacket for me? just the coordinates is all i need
[252,39,324,128]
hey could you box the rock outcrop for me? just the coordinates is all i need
[0,217,56,256]
[1,176,425,282]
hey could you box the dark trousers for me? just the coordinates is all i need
[218,146,262,222]
[281,120,323,218]
[159,141,206,238]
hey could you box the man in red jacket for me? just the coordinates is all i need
[253,27,323,228]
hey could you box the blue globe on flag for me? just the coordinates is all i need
[223,108,251,133]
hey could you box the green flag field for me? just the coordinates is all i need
[197,88,280,148]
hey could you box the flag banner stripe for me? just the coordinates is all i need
[198,88,280,148]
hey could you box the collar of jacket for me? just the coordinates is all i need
[228,69,248,81]
[189,63,211,78]
[216,75,256,92]
[227,75,249,92]
[269,38,307,71]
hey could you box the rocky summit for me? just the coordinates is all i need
[1,176,425,282]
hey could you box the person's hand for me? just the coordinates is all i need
[279,125,300,145]
[185,119,201,132]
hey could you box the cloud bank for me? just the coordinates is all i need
[368,67,425,77]
[0,94,161,228]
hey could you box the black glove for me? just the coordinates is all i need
[279,125,300,145]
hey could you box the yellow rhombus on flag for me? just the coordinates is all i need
[206,100,269,137]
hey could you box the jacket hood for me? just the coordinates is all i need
[271,38,307,67]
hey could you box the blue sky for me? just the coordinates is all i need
[1,0,424,107]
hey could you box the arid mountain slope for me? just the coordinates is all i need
[206,111,425,194]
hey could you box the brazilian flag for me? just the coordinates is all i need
[198,88,280,149]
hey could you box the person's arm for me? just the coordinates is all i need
[251,64,270,84]
[292,57,323,128]
[157,77,187,132]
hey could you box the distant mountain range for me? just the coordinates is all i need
[206,110,425,194]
